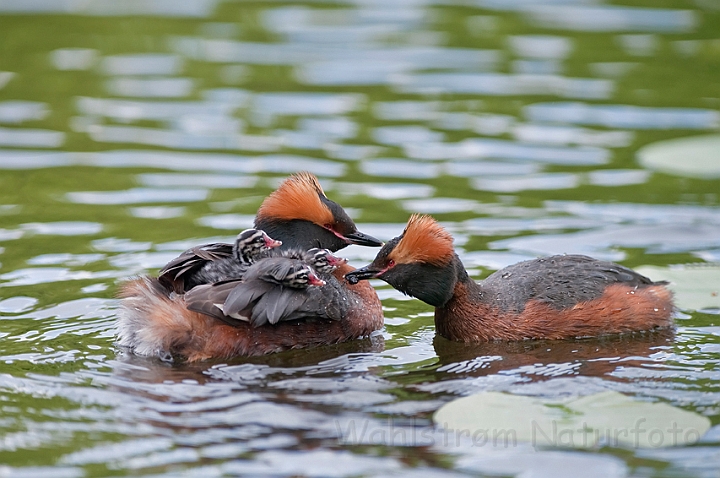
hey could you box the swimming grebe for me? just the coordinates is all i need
[345,214,674,342]
[116,173,384,362]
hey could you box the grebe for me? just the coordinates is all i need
[117,173,384,362]
[345,214,674,342]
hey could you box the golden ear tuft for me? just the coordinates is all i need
[256,172,333,225]
[293,171,326,197]
[390,214,455,266]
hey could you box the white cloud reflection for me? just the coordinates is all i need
[0,0,218,17]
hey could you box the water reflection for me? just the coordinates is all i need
[508,34,573,59]
[76,95,245,122]
[0,296,38,313]
[362,159,441,179]
[512,123,634,147]
[195,213,257,230]
[1,0,719,475]
[492,223,720,260]
[262,5,427,43]
[27,253,105,266]
[523,5,696,32]
[372,125,444,145]
[461,216,601,235]
[456,449,627,478]
[100,54,183,76]
[0,149,350,176]
[0,127,64,148]
[373,100,442,121]
[0,101,49,123]
[395,72,613,99]
[0,72,14,92]
[445,160,539,176]
[173,37,499,76]
[250,92,364,118]
[525,102,720,129]
[338,182,435,200]
[636,446,720,478]
[472,173,579,192]
[20,222,103,235]
[402,198,479,214]
[405,138,609,164]
[105,77,194,98]
[545,201,720,225]
[50,48,98,71]
[66,188,209,205]
[0,0,217,17]
[431,331,676,387]
[586,169,649,186]
[128,206,186,219]
[137,173,257,189]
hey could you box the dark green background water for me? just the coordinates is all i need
[1,1,719,476]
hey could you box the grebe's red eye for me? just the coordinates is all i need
[324,223,333,230]
[387,259,395,267]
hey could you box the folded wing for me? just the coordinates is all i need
[158,243,234,294]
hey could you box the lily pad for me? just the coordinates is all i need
[635,264,720,311]
[433,391,710,449]
[637,135,720,178]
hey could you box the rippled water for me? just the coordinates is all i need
[1,1,719,476]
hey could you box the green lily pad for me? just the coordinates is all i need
[433,391,710,449]
[637,134,720,178]
[635,264,720,311]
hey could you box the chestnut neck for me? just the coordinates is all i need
[429,257,490,341]
[437,255,480,304]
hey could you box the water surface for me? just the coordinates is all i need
[1,1,719,476]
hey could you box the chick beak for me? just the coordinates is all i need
[308,271,326,287]
[262,233,282,249]
[327,254,349,267]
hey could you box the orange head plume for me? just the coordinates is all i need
[389,214,455,266]
[256,172,334,226]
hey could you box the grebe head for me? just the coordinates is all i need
[233,229,282,264]
[286,263,326,288]
[255,172,382,252]
[307,248,348,274]
[345,214,458,307]
[243,257,326,288]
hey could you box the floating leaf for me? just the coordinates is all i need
[637,134,720,178]
[635,264,720,311]
[434,391,710,449]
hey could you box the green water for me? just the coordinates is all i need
[0,1,719,476]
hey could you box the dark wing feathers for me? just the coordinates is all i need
[182,273,347,328]
[253,288,286,325]
[189,243,234,261]
[222,280,274,318]
[251,287,308,326]
[243,257,296,284]
[159,244,314,294]
[481,254,662,312]
[167,244,349,328]
[159,243,234,293]
[184,280,247,325]
[160,243,233,276]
